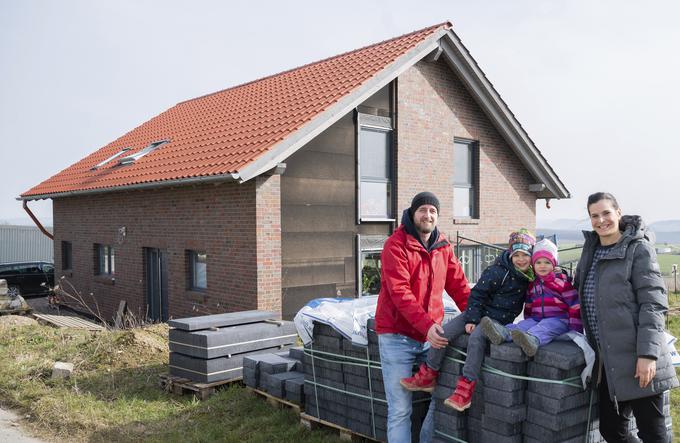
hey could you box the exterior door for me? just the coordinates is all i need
[145,248,169,322]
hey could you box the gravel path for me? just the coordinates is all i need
[0,408,45,443]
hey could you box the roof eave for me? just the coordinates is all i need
[19,172,241,201]
[439,31,570,200]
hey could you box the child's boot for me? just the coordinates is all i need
[444,376,477,411]
[400,363,438,392]
[511,329,539,357]
[480,317,510,345]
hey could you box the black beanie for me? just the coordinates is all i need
[410,191,440,215]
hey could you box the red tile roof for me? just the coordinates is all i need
[23,22,450,198]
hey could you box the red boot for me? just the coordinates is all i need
[444,376,477,411]
[399,363,439,392]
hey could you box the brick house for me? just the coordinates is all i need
[21,22,569,322]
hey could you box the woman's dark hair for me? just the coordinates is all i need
[587,192,619,211]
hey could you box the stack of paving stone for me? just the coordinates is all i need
[242,347,306,405]
[167,310,298,383]
[303,318,429,442]
[432,329,605,443]
[524,341,602,443]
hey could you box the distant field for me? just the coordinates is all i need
[556,243,680,277]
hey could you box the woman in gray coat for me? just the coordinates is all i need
[575,192,678,442]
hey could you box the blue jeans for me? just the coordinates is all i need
[379,333,436,443]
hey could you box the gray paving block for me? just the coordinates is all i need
[169,351,257,383]
[526,389,594,414]
[480,428,521,443]
[526,405,594,431]
[313,334,343,350]
[168,310,278,331]
[264,370,304,398]
[527,377,584,398]
[258,354,298,374]
[243,367,257,388]
[483,386,525,407]
[169,321,297,359]
[484,402,526,424]
[436,371,458,388]
[434,410,466,430]
[168,365,241,383]
[440,358,462,376]
[433,428,467,442]
[482,371,526,392]
[313,322,343,338]
[468,416,482,431]
[533,340,585,370]
[527,361,583,380]
[489,342,528,362]
[482,414,522,434]
[483,356,526,375]
[468,395,484,418]
[288,346,305,361]
[523,421,593,442]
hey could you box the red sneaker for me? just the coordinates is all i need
[444,376,477,411]
[399,363,439,392]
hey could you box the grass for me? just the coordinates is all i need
[0,322,342,443]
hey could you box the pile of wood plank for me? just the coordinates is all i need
[167,310,297,383]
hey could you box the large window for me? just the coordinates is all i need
[358,113,393,221]
[95,244,115,275]
[454,139,479,218]
[188,250,207,290]
[357,234,387,296]
[61,241,72,270]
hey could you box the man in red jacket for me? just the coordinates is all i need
[375,191,470,443]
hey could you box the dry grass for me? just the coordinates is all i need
[0,322,341,443]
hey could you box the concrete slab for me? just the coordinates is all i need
[168,310,277,331]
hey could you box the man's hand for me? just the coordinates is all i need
[465,323,475,334]
[634,357,656,388]
[427,324,448,349]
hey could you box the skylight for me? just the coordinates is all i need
[118,140,169,165]
[91,148,131,170]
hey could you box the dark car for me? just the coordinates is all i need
[0,261,54,297]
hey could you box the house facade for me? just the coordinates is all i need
[22,22,569,321]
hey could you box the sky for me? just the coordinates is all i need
[1,0,679,227]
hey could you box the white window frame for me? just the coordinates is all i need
[357,113,394,223]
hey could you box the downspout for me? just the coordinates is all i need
[23,200,53,240]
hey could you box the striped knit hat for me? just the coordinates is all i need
[508,229,535,258]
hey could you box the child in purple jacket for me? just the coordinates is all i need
[481,239,582,356]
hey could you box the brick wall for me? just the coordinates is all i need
[255,173,282,313]
[52,179,282,322]
[397,59,536,245]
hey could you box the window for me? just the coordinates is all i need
[95,244,115,275]
[357,234,387,296]
[453,139,479,218]
[91,148,131,170]
[188,251,207,290]
[118,140,169,165]
[358,113,393,220]
[61,241,72,270]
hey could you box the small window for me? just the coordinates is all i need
[118,140,169,165]
[91,148,131,170]
[95,244,115,275]
[188,251,207,290]
[454,139,479,218]
[358,114,393,221]
[62,241,72,270]
[357,234,387,296]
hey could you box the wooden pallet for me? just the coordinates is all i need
[159,373,242,400]
[300,412,381,442]
[246,387,302,414]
